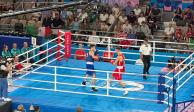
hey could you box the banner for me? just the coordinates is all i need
[64,32,72,60]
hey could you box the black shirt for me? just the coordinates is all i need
[52,18,64,28]
[42,17,52,27]
[127,15,137,24]
[0,63,8,78]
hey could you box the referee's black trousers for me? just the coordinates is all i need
[143,55,151,74]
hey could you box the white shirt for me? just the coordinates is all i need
[139,44,152,55]
[78,12,88,22]
[134,8,141,16]
[100,13,109,22]
[138,17,146,25]
[108,14,115,25]
[0,65,6,70]
[100,23,108,31]
[119,16,127,23]
[164,27,175,35]
[88,36,101,44]
[112,7,120,15]
[122,24,132,33]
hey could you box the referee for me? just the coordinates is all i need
[139,38,152,79]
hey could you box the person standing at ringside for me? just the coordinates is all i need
[82,45,98,92]
[105,47,128,95]
[140,38,152,79]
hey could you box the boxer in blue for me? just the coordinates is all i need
[82,45,98,92]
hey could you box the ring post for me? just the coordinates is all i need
[172,76,176,112]
[157,73,165,104]
[106,72,109,96]
[54,66,57,91]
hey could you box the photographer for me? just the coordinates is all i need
[0,57,12,101]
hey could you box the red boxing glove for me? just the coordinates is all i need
[110,60,114,64]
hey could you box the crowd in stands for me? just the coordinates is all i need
[1,42,33,75]
[14,104,41,112]
[0,0,193,53]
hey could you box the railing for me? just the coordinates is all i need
[163,52,194,112]
[10,31,194,111]
[60,31,193,66]
[11,32,168,104]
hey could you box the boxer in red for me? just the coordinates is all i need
[105,47,128,95]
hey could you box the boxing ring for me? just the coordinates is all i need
[9,30,194,112]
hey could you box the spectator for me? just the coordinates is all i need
[131,21,139,34]
[26,19,37,37]
[150,5,161,16]
[78,10,88,22]
[91,19,101,31]
[88,31,101,45]
[80,19,90,31]
[186,25,193,43]
[173,7,183,21]
[100,21,108,32]
[183,7,193,24]
[164,23,175,41]
[0,57,12,101]
[138,12,146,25]
[123,1,133,16]
[147,15,157,35]
[61,7,68,22]
[42,7,52,20]
[108,13,115,25]
[145,5,152,17]
[14,56,24,74]
[21,42,33,63]
[2,45,12,59]
[119,12,128,23]
[71,17,80,32]
[133,4,141,16]
[99,11,109,22]
[114,22,122,32]
[112,3,120,15]
[122,20,132,33]
[14,20,24,33]
[42,14,52,27]
[103,3,112,15]
[139,21,151,37]
[11,43,20,57]
[74,44,86,60]
[103,46,114,62]
[52,12,64,28]
[127,11,137,24]
[34,106,41,112]
[115,30,130,48]
[15,104,25,112]
[76,106,83,112]
[175,28,182,42]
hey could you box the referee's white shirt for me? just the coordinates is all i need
[139,44,152,55]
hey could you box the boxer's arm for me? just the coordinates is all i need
[113,57,119,65]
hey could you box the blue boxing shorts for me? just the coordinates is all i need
[86,62,95,76]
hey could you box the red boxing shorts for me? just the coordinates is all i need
[112,68,124,80]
